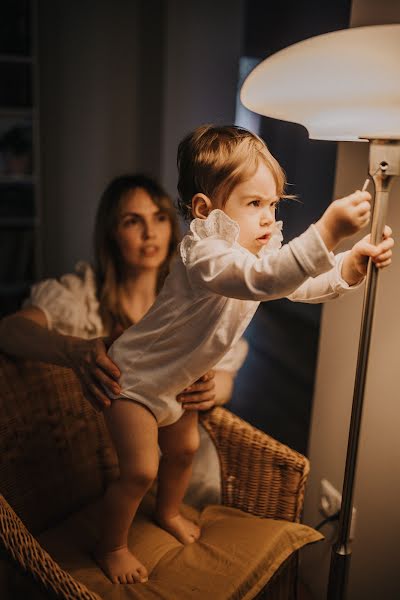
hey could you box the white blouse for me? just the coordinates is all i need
[109,209,363,427]
[23,261,104,338]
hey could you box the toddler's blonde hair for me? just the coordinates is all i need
[177,124,292,220]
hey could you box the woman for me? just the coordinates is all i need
[0,174,247,506]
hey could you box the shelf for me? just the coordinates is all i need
[0,1,40,318]
[0,175,35,185]
[0,217,38,228]
[0,282,31,295]
[0,54,33,65]
[0,108,33,119]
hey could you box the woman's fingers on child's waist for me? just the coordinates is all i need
[91,367,115,392]
[180,379,215,395]
[182,399,215,411]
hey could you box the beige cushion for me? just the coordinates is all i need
[38,492,322,600]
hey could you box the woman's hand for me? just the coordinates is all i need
[0,311,120,413]
[176,370,216,411]
[64,336,121,412]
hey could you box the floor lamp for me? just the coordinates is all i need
[240,24,400,600]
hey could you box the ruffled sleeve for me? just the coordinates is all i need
[22,262,104,338]
[180,209,240,265]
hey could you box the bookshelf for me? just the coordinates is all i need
[0,0,41,317]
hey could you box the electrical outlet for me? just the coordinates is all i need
[319,479,357,541]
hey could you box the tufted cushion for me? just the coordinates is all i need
[38,490,322,600]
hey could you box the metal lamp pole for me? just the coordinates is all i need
[327,139,400,600]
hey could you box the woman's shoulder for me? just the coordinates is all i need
[27,261,96,302]
[58,261,97,295]
[23,262,104,337]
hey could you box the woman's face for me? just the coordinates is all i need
[115,187,172,271]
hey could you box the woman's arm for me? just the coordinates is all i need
[0,307,121,411]
[0,307,74,364]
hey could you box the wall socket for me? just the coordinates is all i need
[320,479,357,541]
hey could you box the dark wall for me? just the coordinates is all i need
[228,0,352,454]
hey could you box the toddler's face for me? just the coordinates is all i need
[221,161,279,255]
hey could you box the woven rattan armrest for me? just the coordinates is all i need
[199,407,309,522]
[0,493,100,600]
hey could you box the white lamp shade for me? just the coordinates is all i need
[240,25,400,141]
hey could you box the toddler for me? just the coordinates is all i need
[95,125,393,584]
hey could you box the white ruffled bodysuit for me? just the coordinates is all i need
[108,209,362,426]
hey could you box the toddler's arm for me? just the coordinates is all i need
[186,223,335,301]
[287,226,394,303]
[185,189,372,302]
[287,252,362,304]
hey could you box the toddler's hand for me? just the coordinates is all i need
[341,225,394,285]
[316,190,371,251]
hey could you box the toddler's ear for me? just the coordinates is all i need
[192,193,212,219]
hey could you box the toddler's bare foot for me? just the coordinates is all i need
[94,545,148,584]
[155,512,201,544]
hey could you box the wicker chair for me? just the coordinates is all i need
[0,353,322,599]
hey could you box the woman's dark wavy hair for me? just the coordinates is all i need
[94,174,180,334]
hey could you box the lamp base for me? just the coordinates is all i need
[327,545,351,600]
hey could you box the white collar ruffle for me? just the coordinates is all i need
[181,209,283,264]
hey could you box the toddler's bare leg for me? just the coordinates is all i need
[155,411,200,544]
[95,399,158,584]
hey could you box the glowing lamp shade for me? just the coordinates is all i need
[240,25,400,141]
